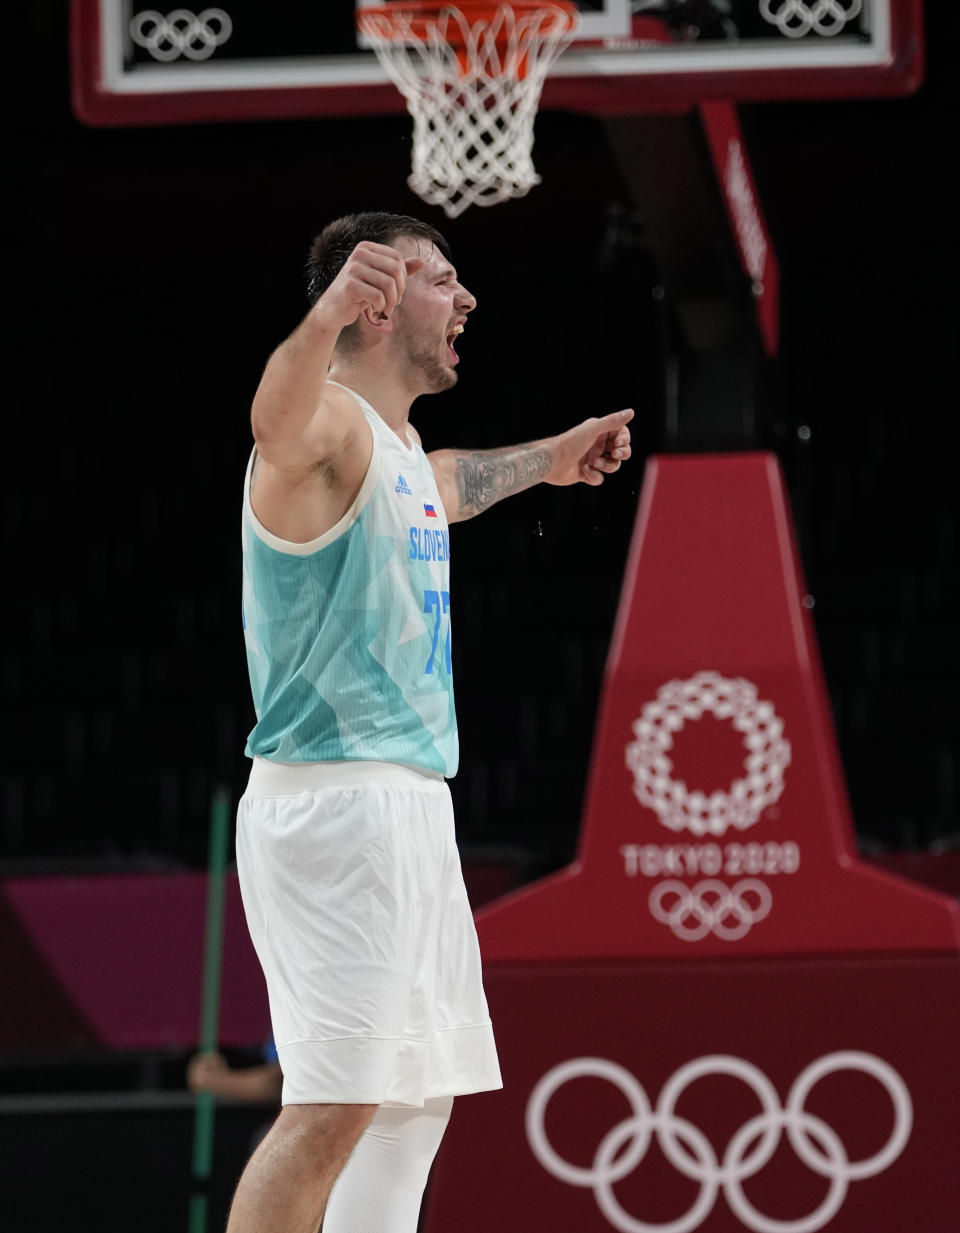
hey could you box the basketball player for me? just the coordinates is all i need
[231,212,633,1233]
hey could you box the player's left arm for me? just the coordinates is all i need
[425,408,633,524]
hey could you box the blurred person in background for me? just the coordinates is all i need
[187,1037,282,1107]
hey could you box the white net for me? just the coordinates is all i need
[358,3,579,218]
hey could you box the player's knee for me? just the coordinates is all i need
[275,1102,377,1167]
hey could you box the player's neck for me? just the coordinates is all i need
[328,361,415,437]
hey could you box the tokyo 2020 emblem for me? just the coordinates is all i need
[625,671,791,837]
[624,672,794,941]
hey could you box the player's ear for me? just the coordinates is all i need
[361,305,396,333]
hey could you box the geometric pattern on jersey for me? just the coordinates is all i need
[242,381,458,776]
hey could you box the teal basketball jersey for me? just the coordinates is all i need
[241,383,458,776]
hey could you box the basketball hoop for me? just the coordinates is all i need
[357,2,580,218]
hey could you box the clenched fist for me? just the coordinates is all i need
[315,241,425,332]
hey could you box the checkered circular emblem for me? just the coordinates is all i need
[625,672,791,837]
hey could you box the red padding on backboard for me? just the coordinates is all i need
[476,453,960,962]
[423,451,960,1233]
[700,102,780,357]
[424,956,960,1233]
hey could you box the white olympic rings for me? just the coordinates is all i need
[649,878,772,941]
[526,1051,912,1233]
[130,8,233,62]
[759,0,862,39]
[625,672,791,837]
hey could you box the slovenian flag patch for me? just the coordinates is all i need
[423,503,438,518]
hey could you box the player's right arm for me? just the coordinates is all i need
[250,242,417,468]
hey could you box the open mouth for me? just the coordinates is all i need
[446,324,464,350]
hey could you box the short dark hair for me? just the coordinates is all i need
[305,212,451,306]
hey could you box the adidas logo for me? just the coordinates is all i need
[395,474,412,495]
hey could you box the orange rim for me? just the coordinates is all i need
[358,1,580,45]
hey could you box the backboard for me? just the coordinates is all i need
[71,0,925,127]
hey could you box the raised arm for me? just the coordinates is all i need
[251,242,422,468]
[428,409,634,523]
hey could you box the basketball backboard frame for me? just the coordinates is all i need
[71,0,925,127]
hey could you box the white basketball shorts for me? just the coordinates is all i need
[236,757,502,1107]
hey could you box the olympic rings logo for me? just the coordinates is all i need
[649,878,772,941]
[526,1052,912,1233]
[130,8,233,62]
[625,672,791,837]
[759,0,862,39]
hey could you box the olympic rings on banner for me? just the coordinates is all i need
[130,9,233,62]
[526,1051,912,1233]
[649,878,773,941]
[759,0,862,39]
[625,672,791,837]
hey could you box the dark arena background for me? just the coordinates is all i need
[5,3,959,1230]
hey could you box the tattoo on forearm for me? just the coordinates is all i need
[454,446,551,516]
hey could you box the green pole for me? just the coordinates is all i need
[189,784,231,1233]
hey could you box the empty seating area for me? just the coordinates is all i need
[4,402,956,872]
